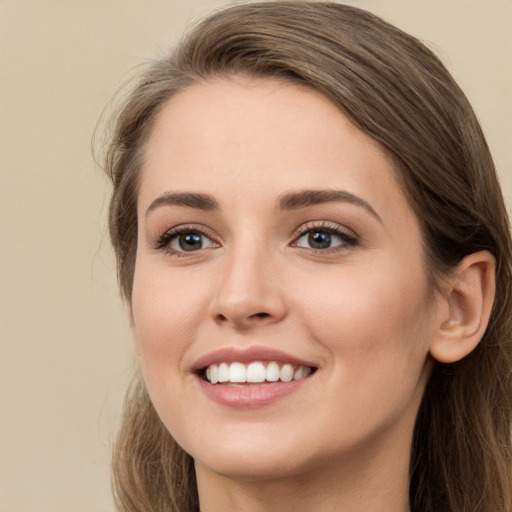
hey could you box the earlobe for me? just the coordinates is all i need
[429,251,496,364]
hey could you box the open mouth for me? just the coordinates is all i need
[201,361,316,385]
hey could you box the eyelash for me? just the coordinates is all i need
[291,221,359,253]
[154,221,358,257]
[154,224,219,257]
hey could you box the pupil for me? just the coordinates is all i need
[309,231,331,249]
[179,232,202,251]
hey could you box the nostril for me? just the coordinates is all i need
[215,311,271,325]
[253,312,271,319]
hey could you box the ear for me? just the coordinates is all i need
[429,251,496,364]
[128,307,142,357]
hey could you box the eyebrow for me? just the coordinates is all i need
[278,189,382,223]
[146,188,381,223]
[146,192,219,216]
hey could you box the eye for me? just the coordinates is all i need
[171,231,213,252]
[293,223,358,252]
[156,226,219,255]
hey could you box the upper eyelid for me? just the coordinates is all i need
[291,222,360,253]
[157,221,353,237]
[152,220,358,251]
[292,220,357,238]
[160,223,217,238]
[153,224,219,249]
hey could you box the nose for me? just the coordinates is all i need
[209,245,287,330]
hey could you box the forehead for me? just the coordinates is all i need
[138,76,413,228]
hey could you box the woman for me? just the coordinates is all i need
[102,2,512,511]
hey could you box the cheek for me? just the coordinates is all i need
[130,262,212,425]
[292,262,433,443]
[131,260,211,369]
[291,256,433,374]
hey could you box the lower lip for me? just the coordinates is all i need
[196,375,311,408]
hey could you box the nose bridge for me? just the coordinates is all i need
[210,235,285,327]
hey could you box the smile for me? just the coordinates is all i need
[193,347,318,406]
[203,361,313,384]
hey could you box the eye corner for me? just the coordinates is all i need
[153,224,221,257]
[291,221,359,253]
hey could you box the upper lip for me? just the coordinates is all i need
[191,346,317,372]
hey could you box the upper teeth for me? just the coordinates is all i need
[204,361,312,384]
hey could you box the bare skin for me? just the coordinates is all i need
[130,76,495,511]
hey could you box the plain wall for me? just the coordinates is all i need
[0,1,510,511]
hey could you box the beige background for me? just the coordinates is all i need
[0,1,510,511]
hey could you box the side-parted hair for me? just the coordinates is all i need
[101,2,512,511]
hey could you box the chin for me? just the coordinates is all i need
[194,448,313,483]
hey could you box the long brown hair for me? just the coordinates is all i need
[102,2,512,511]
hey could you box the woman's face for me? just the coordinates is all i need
[131,77,442,481]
